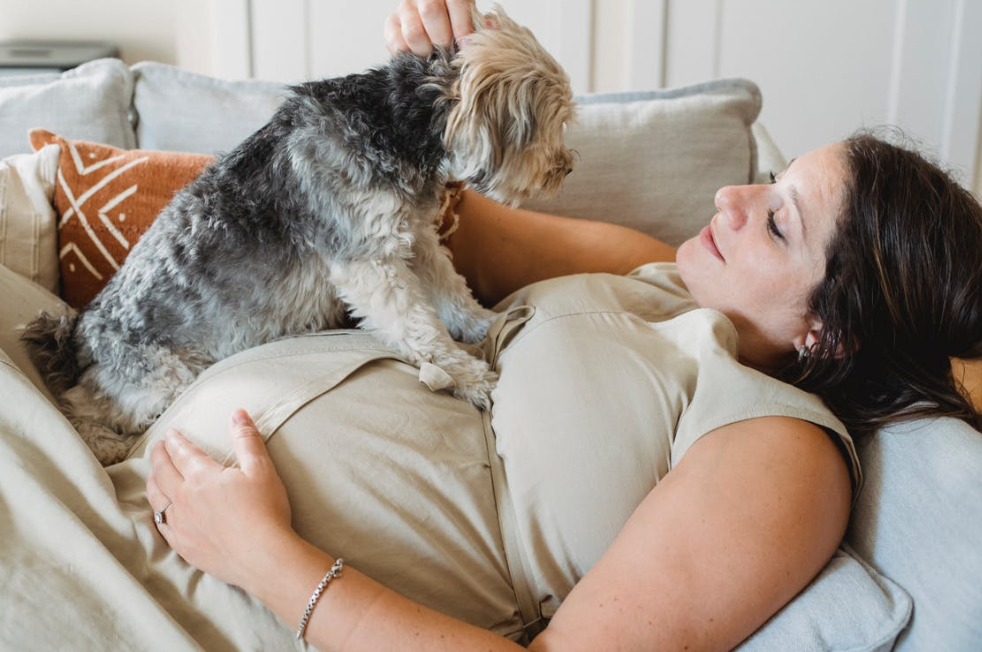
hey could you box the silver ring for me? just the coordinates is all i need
[153,501,172,525]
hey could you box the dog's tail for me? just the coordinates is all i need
[21,310,81,396]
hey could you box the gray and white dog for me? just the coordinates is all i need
[23,5,575,465]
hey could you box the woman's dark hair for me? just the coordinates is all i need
[787,129,982,436]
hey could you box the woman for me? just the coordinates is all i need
[145,2,982,650]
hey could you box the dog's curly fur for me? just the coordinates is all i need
[22,5,575,465]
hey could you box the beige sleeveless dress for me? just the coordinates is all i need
[109,262,861,649]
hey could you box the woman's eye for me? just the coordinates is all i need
[767,211,785,241]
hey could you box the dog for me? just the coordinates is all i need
[22,4,575,465]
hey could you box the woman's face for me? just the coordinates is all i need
[676,143,848,371]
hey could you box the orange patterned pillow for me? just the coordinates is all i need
[29,129,214,308]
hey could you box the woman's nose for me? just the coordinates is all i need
[714,185,754,230]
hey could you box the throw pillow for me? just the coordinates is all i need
[132,62,287,155]
[522,78,762,247]
[0,58,136,159]
[0,144,61,294]
[28,129,214,309]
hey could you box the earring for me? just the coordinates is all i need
[798,345,810,364]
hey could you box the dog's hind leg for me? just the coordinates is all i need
[66,344,207,464]
[330,257,497,410]
[412,227,498,344]
[60,383,141,465]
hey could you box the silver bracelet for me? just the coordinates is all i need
[296,558,344,641]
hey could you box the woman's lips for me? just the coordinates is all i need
[700,224,724,261]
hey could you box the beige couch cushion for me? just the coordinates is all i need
[0,145,61,294]
[0,261,67,403]
[0,58,136,159]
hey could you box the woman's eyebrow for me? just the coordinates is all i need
[789,184,807,237]
[779,158,806,236]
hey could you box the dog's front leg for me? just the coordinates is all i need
[330,257,497,410]
[412,227,499,344]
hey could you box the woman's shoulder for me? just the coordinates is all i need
[671,322,863,497]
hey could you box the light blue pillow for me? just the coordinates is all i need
[0,58,136,159]
[848,417,982,651]
[739,545,911,652]
[132,62,287,155]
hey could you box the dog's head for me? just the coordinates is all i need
[443,4,575,206]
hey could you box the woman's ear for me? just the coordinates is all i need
[795,318,854,360]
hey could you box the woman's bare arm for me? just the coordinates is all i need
[532,417,852,652]
[447,190,677,306]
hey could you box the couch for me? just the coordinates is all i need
[0,58,979,652]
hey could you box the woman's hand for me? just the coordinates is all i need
[146,409,297,594]
[384,0,476,56]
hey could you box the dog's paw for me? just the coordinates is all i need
[72,417,136,466]
[418,351,498,411]
[446,357,499,411]
[453,375,498,411]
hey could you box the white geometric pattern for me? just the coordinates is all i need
[58,241,103,281]
[56,139,149,273]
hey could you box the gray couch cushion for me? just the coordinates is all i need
[0,58,135,159]
[522,79,761,247]
[129,68,760,250]
[848,417,982,651]
[131,62,287,155]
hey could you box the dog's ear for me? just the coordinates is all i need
[448,5,560,151]
[470,4,524,38]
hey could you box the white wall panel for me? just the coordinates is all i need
[249,0,592,93]
[307,0,398,80]
[664,0,719,88]
[887,0,956,150]
[940,0,982,188]
[208,0,254,79]
[663,0,980,189]
[251,0,307,81]
[714,0,899,158]
[627,0,666,90]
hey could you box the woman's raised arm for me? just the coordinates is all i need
[448,190,676,306]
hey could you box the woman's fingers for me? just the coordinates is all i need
[416,0,454,48]
[145,472,168,511]
[444,0,476,43]
[164,428,221,478]
[395,1,435,57]
[386,0,475,56]
[384,12,410,55]
[148,435,184,499]
[227,409,273,475]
